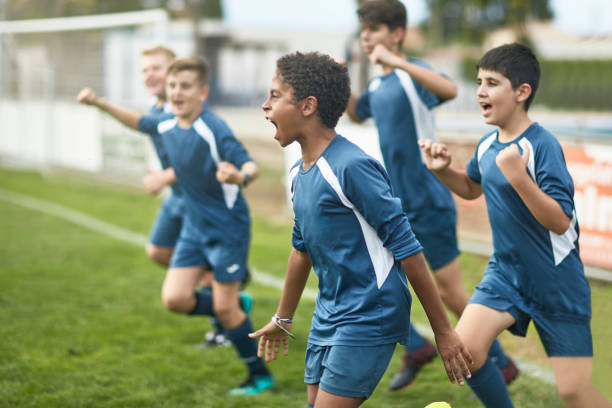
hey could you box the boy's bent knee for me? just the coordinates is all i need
[161,291,194,313]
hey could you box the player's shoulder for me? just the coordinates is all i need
[323,135,382,174]
[476,128,498,147]
[156,114,178,134]
[524,122,559,148]
[199,108,234,136]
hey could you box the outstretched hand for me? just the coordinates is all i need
[76,87,99,106]
[434,329,473,385]
[249,320,291,362]
[419,139,452,172]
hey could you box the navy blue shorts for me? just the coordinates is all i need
[408,207,460,270]
[304,343,396,399]
[169,219,249,283]
[148,194,185,247]
[470,286,593,357]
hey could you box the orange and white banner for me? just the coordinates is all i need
[564,143,612,269]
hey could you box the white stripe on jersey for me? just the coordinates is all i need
[395,69,437,162]
[519,138,536,180]
[288,165,299,200]
[192,117,239,209]
[519,137,577,265]
[477,133,496,175]
[316,157,395,289]
[550,212,578,266]
[158,117,177,134]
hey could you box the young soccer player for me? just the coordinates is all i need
[420,42,611,408]
[80,57,273,395]
[77,46,242,349]
[251,51,472,408]
[345,0,516,390]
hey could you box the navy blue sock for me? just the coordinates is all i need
[406,322,427,353]
[189,287,214,316]
[466,357,513,408]
[210,317,225,334]
[488,339,509,369]
[226,317,268,375]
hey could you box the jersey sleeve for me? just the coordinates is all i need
[291,220,306,252]
[532,138,575,218]
[355,89,372,120]
[341,157,422,260]
[217,122,253,168]
[138,114,161,136]
[410,59,445,108]
[466,152,482,184]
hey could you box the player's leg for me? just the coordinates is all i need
[433,256,518,384]
[197,272,231,348]
[215,277,273,396]
[207,246,272,396]
[161,266,205,313]
[306,343,394,408]
[455,303,515,407]
[146,194,183,266]
[550,357,611,407]
[535,318,611,407]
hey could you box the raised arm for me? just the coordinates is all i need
[402,253,472,384]
[496,144,570,234]
[249,248,312,361]
[216,160,259,187]
[419,139,482,200]
[346,93,365,123]
[76,87,142,131]
[369,45,457,100]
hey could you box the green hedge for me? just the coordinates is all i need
[461,57,612,111]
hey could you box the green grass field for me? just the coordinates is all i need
[1,168,610,407]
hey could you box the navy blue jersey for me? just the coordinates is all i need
[147,103,181,196]
[355,59,454,216]
[139,106,252,246]
[290,135,423,346]
[466,123,590,321]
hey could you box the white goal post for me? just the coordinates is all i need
[0,9,169,176]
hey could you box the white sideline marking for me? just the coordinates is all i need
[0,187,555,384]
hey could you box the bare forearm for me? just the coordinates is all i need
[98,99,141,130]
[345,94,363,123]
[276,248,312,318]
[395,59,457,100]
[402,253,453,335]
[510,176,570,234]
[433,167,482,200]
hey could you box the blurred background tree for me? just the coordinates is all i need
[425,0,553,46]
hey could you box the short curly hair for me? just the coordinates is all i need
[276,52,350,129]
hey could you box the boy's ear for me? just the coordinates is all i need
[516,83,532,104]
[200,84,210,102]
[301,96,318,118]
[391,27,405,49]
